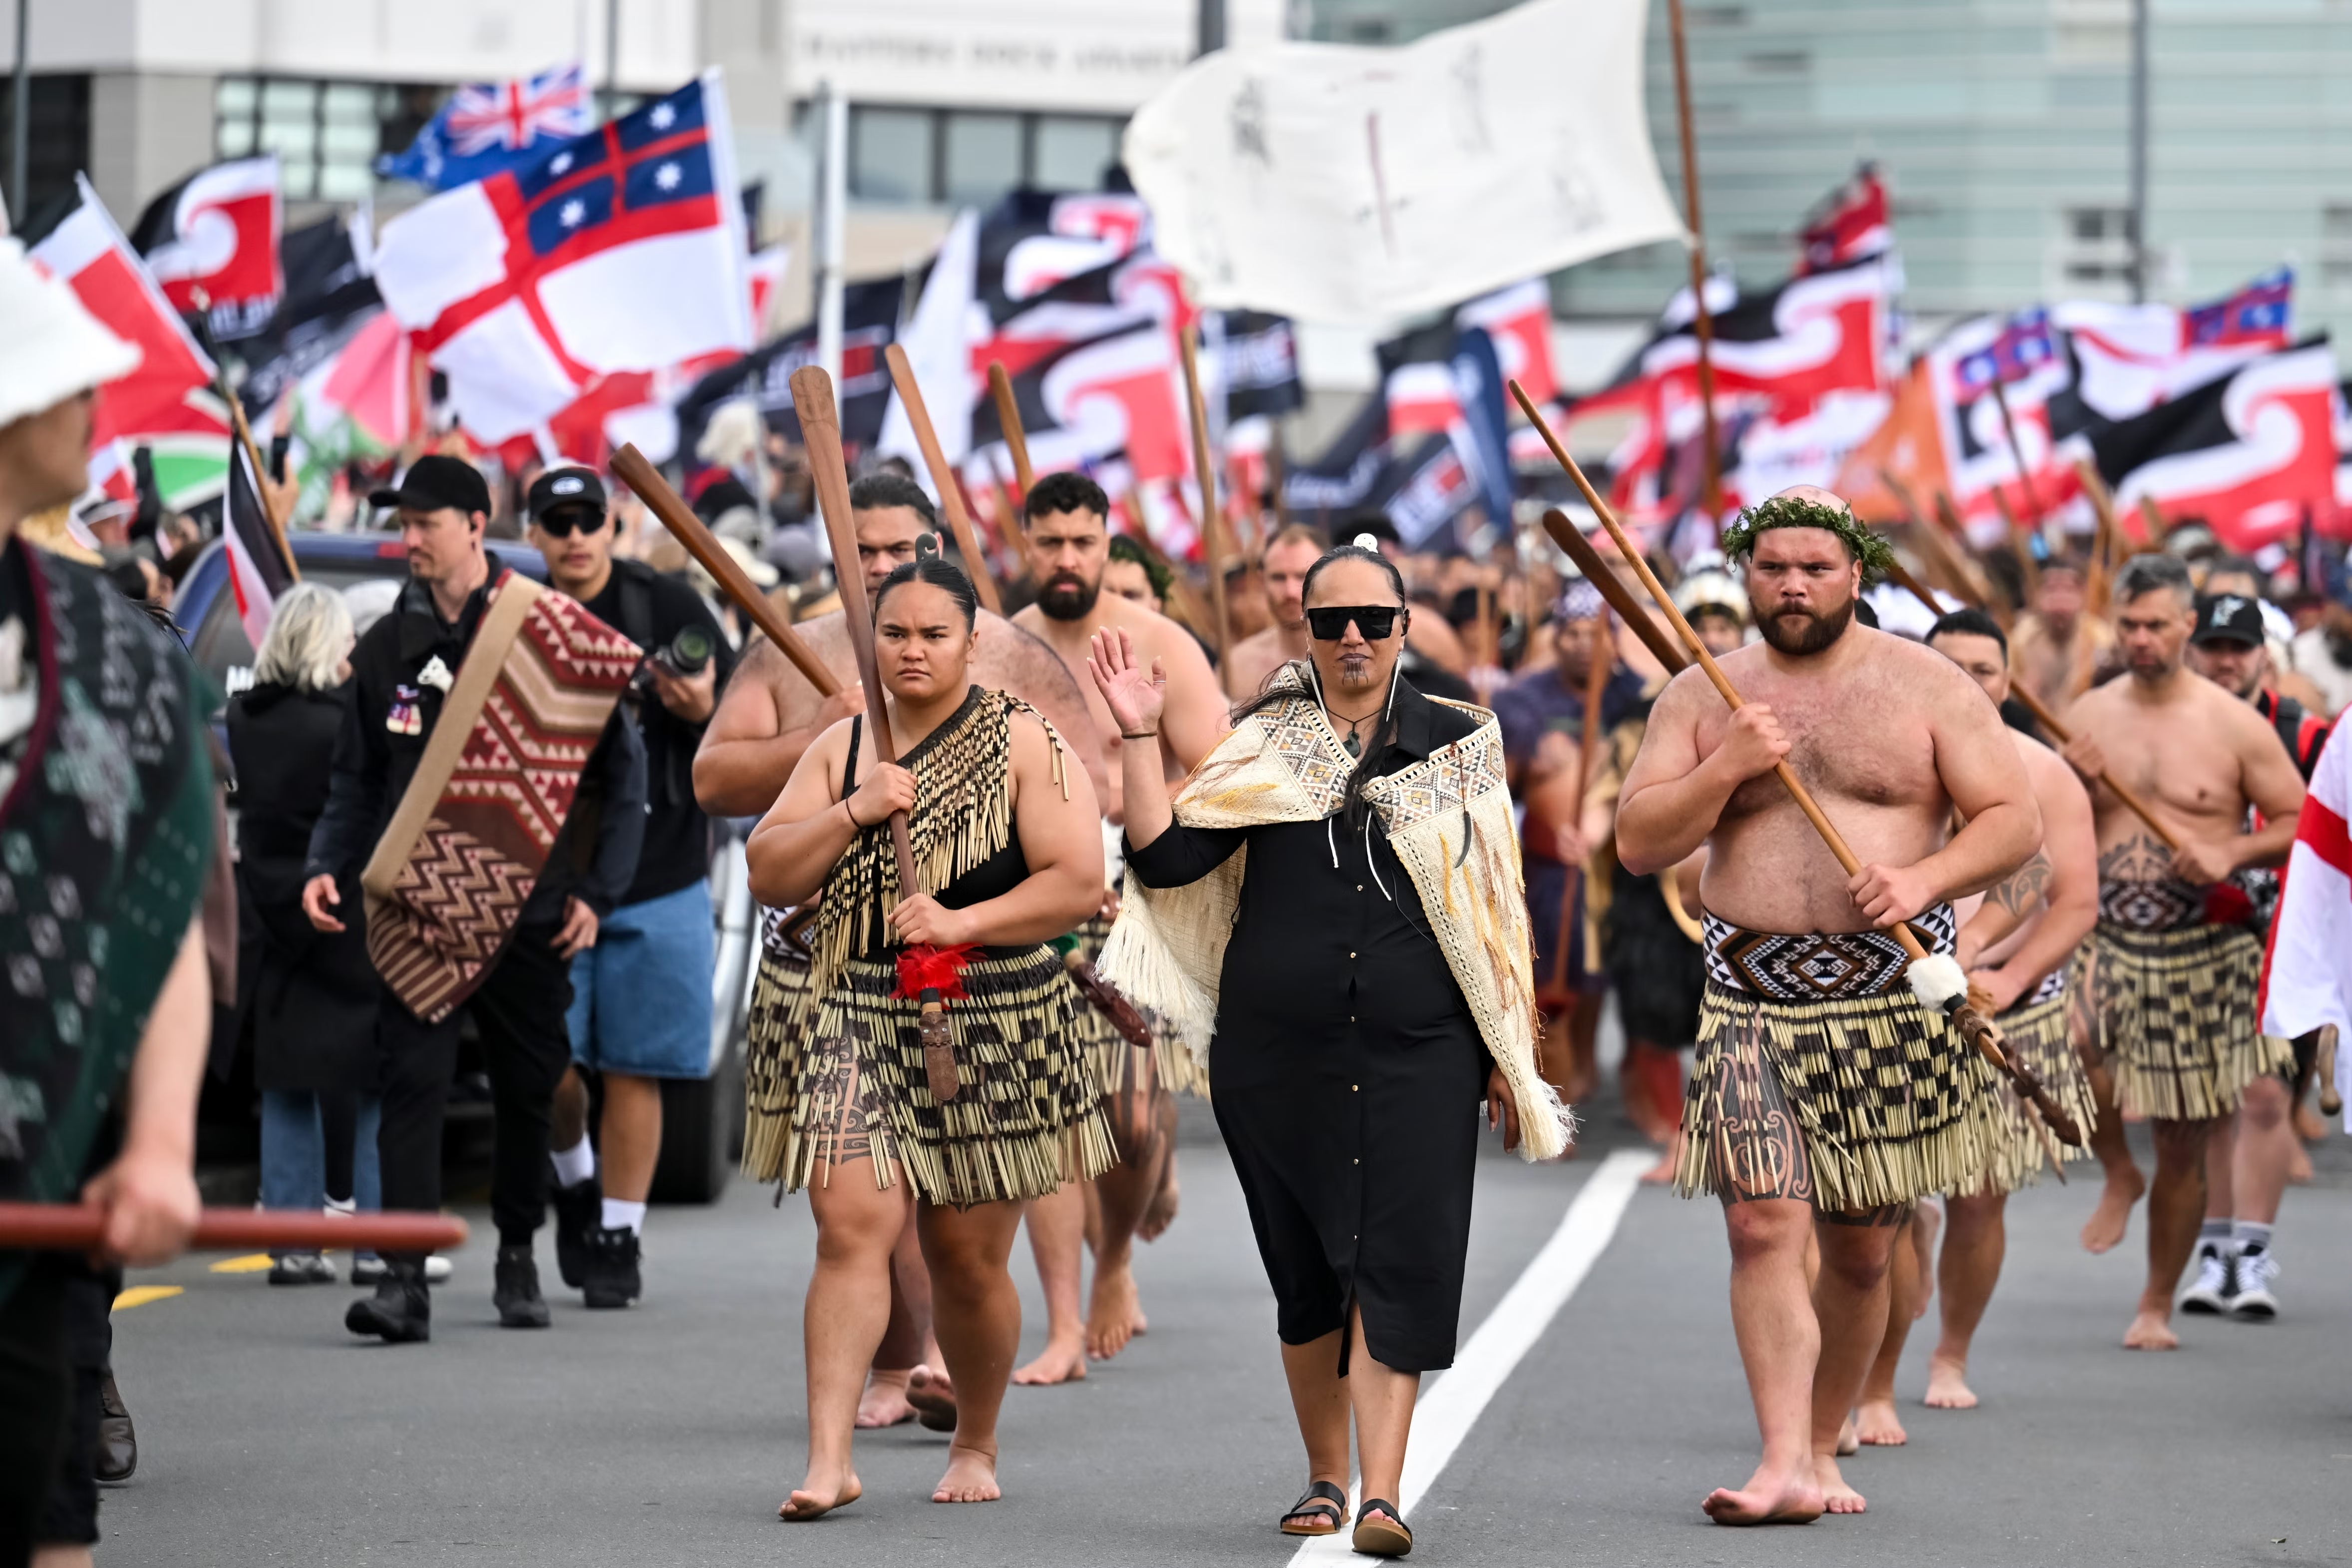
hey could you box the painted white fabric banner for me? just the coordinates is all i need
[1123,0,1684,324]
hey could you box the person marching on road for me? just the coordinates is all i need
[1095,537,1568,1558]
[2056,555,2304,1349]
[525,465,735,1311]
[304,455,647,1341]
[1615,489,2038,1523]
[1222,522,1325,701]
[748,545,1113,1516]
[1009,471,1229,1376]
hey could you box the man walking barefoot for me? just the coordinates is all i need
[1617,490,2036,1521]
[2058,555,2303,1349]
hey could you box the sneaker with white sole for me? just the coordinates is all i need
[2178,1241,2236,1314]
[351,1254,451,1285]
[2231,1246,2280,1318]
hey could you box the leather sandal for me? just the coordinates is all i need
[1279,1480,1350,1536]
[1352,1497,1413,1557]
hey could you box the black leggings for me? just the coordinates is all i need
[319,1091,361,1204]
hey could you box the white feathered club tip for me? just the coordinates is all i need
[1906,951,1970,1013]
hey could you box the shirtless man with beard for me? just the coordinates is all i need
[695,471,1110,1428]
[1222,523,1324,701]
[1616,488,2037,1523]
[1009,470,1230,1378]
[2056,554,2303,1350]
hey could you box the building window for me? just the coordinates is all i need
[215,77,446,201]
[2061,205,2137,285]
[2323,205,2352,288]
[0,74,91,220]
[844,105,1126,206]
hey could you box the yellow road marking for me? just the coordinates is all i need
[112,1286,183,1310]
[209,1254,275,1274]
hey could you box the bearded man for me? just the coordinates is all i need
[1616,487,2037,1523]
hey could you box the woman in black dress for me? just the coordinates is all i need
[1091,541,1566,1558]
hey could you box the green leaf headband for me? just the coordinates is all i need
[1718,496,1895,577]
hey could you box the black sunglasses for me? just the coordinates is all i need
[536,508,610,539]
[1306,604,1402,641]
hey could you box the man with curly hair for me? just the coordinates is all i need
[1617,486,2039,1524]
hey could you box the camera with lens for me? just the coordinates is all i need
[636,626,715,693]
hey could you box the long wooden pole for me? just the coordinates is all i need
[1537,507,1688,675]
[612,445,840,697]
[987,363,1035,494]
[2078,457,2116,617]
[1665,0,1723,528]
[1880,557,2182,852]
[1178,323,1235,656]
[0,1204,466,1253]
[883,343,1003,615]
[1511,380,2083,1147]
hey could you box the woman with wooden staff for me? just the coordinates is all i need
[1605,488,2040,1523]
[749,538,1115,1517]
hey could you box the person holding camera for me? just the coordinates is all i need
[527,466,735,1308]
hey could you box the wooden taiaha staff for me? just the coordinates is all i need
[1537,507,1689,674]
[1177,323,1236,656]
[1664,0,1723,525]
[987,363,1035,494]
[1877,556,2182,853]
[0,1205,467,1253]
[882,343,1004,615]
[611,445,841,698]
[789,366,957,1103]
[2076,458,2116,616]
[1879,467,2000,617]
[1511,379,2084,1149]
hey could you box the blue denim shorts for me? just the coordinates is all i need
[567,880,715,1078]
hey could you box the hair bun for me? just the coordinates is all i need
[1351,533,1381,552]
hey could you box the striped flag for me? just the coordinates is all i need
[224,444,294,647]
[2261,719,2352,1126]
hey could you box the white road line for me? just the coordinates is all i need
[1289,1147,1653,1561]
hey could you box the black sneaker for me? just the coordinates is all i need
[493,1245,551,1328]
[581,1226,643,1310]
[551,1178,601,1290]
[345,1260,431,1343]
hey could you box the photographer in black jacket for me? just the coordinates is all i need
[303,455,646,1341]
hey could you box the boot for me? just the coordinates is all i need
[95,1367,137,1484]
[493,1245,551,1328]
[551,1176,601,1290]
[345,1258,431,1343]
[580,1226,643,1310]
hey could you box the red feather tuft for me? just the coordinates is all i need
[894,943,980,1001]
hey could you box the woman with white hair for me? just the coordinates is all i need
[227,585,403,1284]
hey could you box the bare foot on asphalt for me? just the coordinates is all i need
[1701,1463,1823,1526]
[1011,1333,1087,1385]
[1815,1454,1867,1514]
[855,1369,915,1428]
[781,1470,862,1521]
[933,1445,1002,1503]
[2123,1308,2179,1350]
[1923,1355,1978,1409]
[1835,1415,1858,1457]
[1854,1398,1907,1446]
[906,1364,960,1430]
[1087,1263,1145,1360]
[2080,1169,2144,1254]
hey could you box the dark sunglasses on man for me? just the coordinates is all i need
[535,506,610,539]
[1306,604,1403,641]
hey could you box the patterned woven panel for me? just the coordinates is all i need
[370,581,635,1023]
[2091,920,2288,1120]
[2097,876,2202,931]
[1702,905,1957,1000]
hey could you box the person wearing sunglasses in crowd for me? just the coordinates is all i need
[526,467,735,1311]
[1089,537,1569,1559]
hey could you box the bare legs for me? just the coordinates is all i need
[1703,1197,1824,1525]
[1013,1183,1088,1384]
[1927,1192,2004,1408]
[1085,1105,1166,1361]
[917,1198,1027,1502]
[787,1163,906,1519]
[1015,1076,1173,1378]
[2230,1075,2295,1230]
[1853,1212,1922,1447]
[861,1213,947,1428]
[599,1074,662,1204]
[2128,1117,2219,1349]
[2077,1055,2144,1255]
[1808,1217,1902,1513]
[1276,1307,1421,1523]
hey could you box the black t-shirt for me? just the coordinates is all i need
[580,560,737,906]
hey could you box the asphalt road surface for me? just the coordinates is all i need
[100,1112,2352,1567]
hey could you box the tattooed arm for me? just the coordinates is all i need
[1955,849,2050,969]
[1961,741,2100,1012]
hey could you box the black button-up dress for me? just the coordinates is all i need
[1124,681,1489,1374]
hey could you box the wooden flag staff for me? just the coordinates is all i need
[1177,324,1236,656]
[0,1204,466,1254]
[1511,379,2083,1151]
[883,343,1004,615]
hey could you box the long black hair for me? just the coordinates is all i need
[1233,540,1409,827]
[872,534,980,629]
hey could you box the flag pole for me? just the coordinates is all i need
[1665,0,1723,533]
[190,286,300,583]
[1178,322,1235,656]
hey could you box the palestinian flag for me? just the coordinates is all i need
[224,442,295,647]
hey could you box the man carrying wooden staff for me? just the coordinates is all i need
[1614,487,2040,1523]
[2053,553,2304,1348]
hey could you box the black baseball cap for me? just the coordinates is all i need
[527,465,608,521]
[2191,593,2265,648]
[369,454,491,517]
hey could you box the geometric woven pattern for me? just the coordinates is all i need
[2090,918,2288,1121]
[1980,969,2098,1194]
[367,575,636,1023]
[2096,875,2202,932]
[1702,904,1956,999]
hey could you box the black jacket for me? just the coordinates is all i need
[230,681,380,1092]
[578,557,735,906]
[305,563,646,923]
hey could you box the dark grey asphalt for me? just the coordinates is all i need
[97,1112,2352,1567]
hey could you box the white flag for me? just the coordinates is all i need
[877,208,981,481]
[1123,0,1685,324]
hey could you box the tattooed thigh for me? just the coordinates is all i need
[803,1035,889,1168]
[1707,1019,1818,1208]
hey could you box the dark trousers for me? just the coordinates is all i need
[377,919,576,1253]
[0,1262,71,1568]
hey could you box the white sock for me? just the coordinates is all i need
[2235,1220,2274,1255]
[551,1135,596,1190]
[602,1198,647,1234]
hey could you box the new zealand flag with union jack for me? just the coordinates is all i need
[378,63,594,192]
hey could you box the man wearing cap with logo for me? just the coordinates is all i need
[2175,591,2330,1320]
[525,465,734,1310]
[303,454,647,1342]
